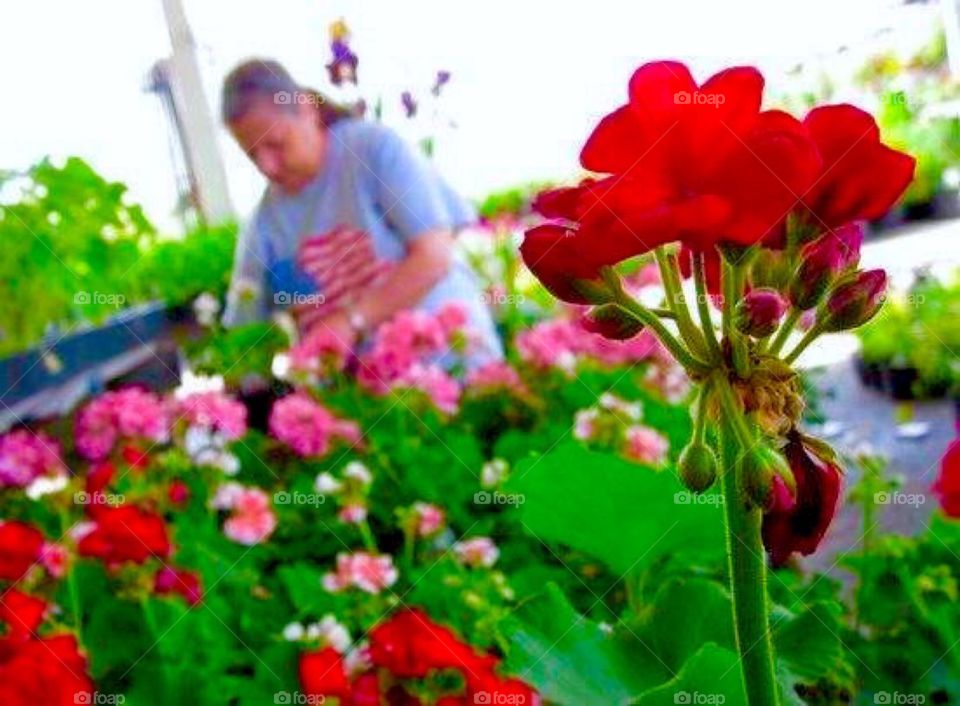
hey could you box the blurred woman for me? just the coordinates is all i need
[220,59,501,366]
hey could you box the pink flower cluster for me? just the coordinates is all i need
[356,304,472,413]
[211,482,277,545]
[75,388,170,461]
[391,364,461,414]
[0,429,66,488]
[288,328,351,378]
[516,318,662,372]
[176,391,248,440]
[453,537,500,568]
[622,426,670,466]
[322,552,399,594]
[269,392,361,458]
[464,361,527,395]
[411,502,445,537]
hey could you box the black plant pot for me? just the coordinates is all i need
[885,365,919,401]
[854,356,886,390]
[239,381,292,433]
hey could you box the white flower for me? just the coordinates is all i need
[343,461,372,486]
[193,292,221,327]
[25,473,68,500]
[314,472,342,495]
[480,459,508,489]
[282,622,305,641]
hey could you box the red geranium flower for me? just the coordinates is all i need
[0,591,94,706]
[0,521,44,582]
[299,646,351,701]
[521,61,821,302]
[762,433,842,566]
[368,608,493,679]
[933,440,960,517]
[77,505,171,567]
[154,566,203,605]
[799,104,916,230]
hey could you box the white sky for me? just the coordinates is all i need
[0,0,942,232]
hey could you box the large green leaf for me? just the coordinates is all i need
[632,643,748,706]
[502,583,668,705]
[509,443,725,577]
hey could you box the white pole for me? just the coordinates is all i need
[161,0,234,225]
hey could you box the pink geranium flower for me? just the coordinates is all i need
[322,552,398,594]
[213,483,277,545]
[0,429,66,488]
[622,425,670,466]
[75,388,170,460]
[269,392,361,458]
[176,391,248,440]
[412,502,445,537]
[453,537,499,568]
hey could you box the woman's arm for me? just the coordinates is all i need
[310,228,454,345]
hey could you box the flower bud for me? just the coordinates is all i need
[582,304,644,340]
[520,225,612,305]
[741,445,794,511]
[787,234,845,310]
[678,442,719,493]
[735,288,787,338]
[832,222,865,270]
[820,269,887,332]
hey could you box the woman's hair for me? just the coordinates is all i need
[221,59,350,127]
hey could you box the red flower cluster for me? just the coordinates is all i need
[933,440,960,517]
[77,505,171,567]
[300,608,539,705]
[521,60,914,304]
[0,589,94,706]
[0,521,44,582]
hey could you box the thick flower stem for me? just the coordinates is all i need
[717,402,781,706]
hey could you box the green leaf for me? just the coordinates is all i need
[632,643,748,706]
[502,583,668,705]
[509,443,725,577]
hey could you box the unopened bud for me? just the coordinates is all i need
[788,234,845,310]
[678,442,719,493]
[735,288,788,338]
[820,269,887,332]
[741,445,794,510]
[582,304,644,340]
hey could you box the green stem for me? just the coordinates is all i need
[655,248,709,360]
[782,322,823,365]
[723,260,751,378]
[718,408,781,706]
[616,296,710,375]
[767,309,802,356]
[693,380,712,445]
[359,521,379,553]
[693,253,722,362]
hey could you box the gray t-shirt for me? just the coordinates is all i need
[222,118,502,365]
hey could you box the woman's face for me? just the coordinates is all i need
[229,101,326,194]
